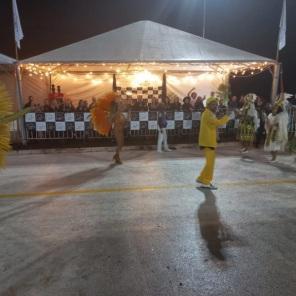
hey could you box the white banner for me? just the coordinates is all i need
[183,120,192,129]
[278,0,286,50]
[75,122,85,131]
[84,112,91,122]
[130,121,140,130]
[25,113,36,122]
[166,120,175,130]
[174,112,184,121]
[36,122,46,131]
[55,122,66,131]
[65,113,75,122]
[139,112,149,121]
[12,0,24,49]
[148,121,157,130]
[45,113,55,122]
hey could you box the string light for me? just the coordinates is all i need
[21,62,274,82]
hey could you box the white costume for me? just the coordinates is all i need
[264,110,289,152]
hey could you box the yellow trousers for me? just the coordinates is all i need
[197,148,216,185]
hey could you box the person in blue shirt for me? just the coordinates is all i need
[157,106,172,152]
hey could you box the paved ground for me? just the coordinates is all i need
[0,144,296,296]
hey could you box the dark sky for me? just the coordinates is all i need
[1,0,295,94]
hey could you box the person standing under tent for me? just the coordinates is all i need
[157,106,171,153]
[264,96,289,162]
[196,97,231,190]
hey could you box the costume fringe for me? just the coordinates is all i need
[90,92,117,136]
[0,83,13,167]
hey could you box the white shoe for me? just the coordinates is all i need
[200,184,218,190]
[196,181,217,190]
[164,149,172,152]
[209,183,218,190]
[157,150,162,153]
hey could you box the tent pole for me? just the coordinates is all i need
[15,64,27,145]
[49,73,52,93]
[112,73,117,92]
[162,73,167,103]
[271,63,280,102]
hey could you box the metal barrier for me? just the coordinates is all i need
[8,105,295,148]
[22,110,238,142]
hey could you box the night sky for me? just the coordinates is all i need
[1,0,295,95]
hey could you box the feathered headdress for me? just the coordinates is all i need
[90,92,118,136]
[274,93,285,108]
[0,82,30,167]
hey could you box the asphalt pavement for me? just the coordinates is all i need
[0,144,295,296]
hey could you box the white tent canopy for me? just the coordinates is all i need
[20,21,277,105]
[22,20,274,64]
[0,53,16,64]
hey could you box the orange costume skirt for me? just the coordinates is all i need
[90,92,117,136]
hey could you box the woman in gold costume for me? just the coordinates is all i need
[90,92,125,164]
[110,100,125,164]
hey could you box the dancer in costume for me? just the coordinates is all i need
[264,95,289,161]
[238,94,259,153]
[90,92,125,164]
[196,97,230,190]
[110,100,126,164]
[0,83,29,167]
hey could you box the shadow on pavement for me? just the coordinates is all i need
[244,151,296,174]
[34,164,116,192]
[196,188,232,261]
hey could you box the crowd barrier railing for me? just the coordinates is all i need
[22,110,237,141]
[14,105,296,144]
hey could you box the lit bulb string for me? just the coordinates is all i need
[230,65,273,79]
[21,62,273,80]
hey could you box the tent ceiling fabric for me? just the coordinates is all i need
[0,53,16,64]
[22,21,274,64]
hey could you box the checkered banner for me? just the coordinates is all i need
[129,111,201,131]
[25,112,91,132]
[116,86,162,102]
[24,111,202,132]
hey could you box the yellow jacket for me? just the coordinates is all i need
[198,108,229,148]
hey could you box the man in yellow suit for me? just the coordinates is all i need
[197,96,230,190]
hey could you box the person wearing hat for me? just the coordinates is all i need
[196,96,230,189]
[264,96,289,162]
[238,94,259,153]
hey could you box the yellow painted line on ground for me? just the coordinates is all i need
[0,179,295,199]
